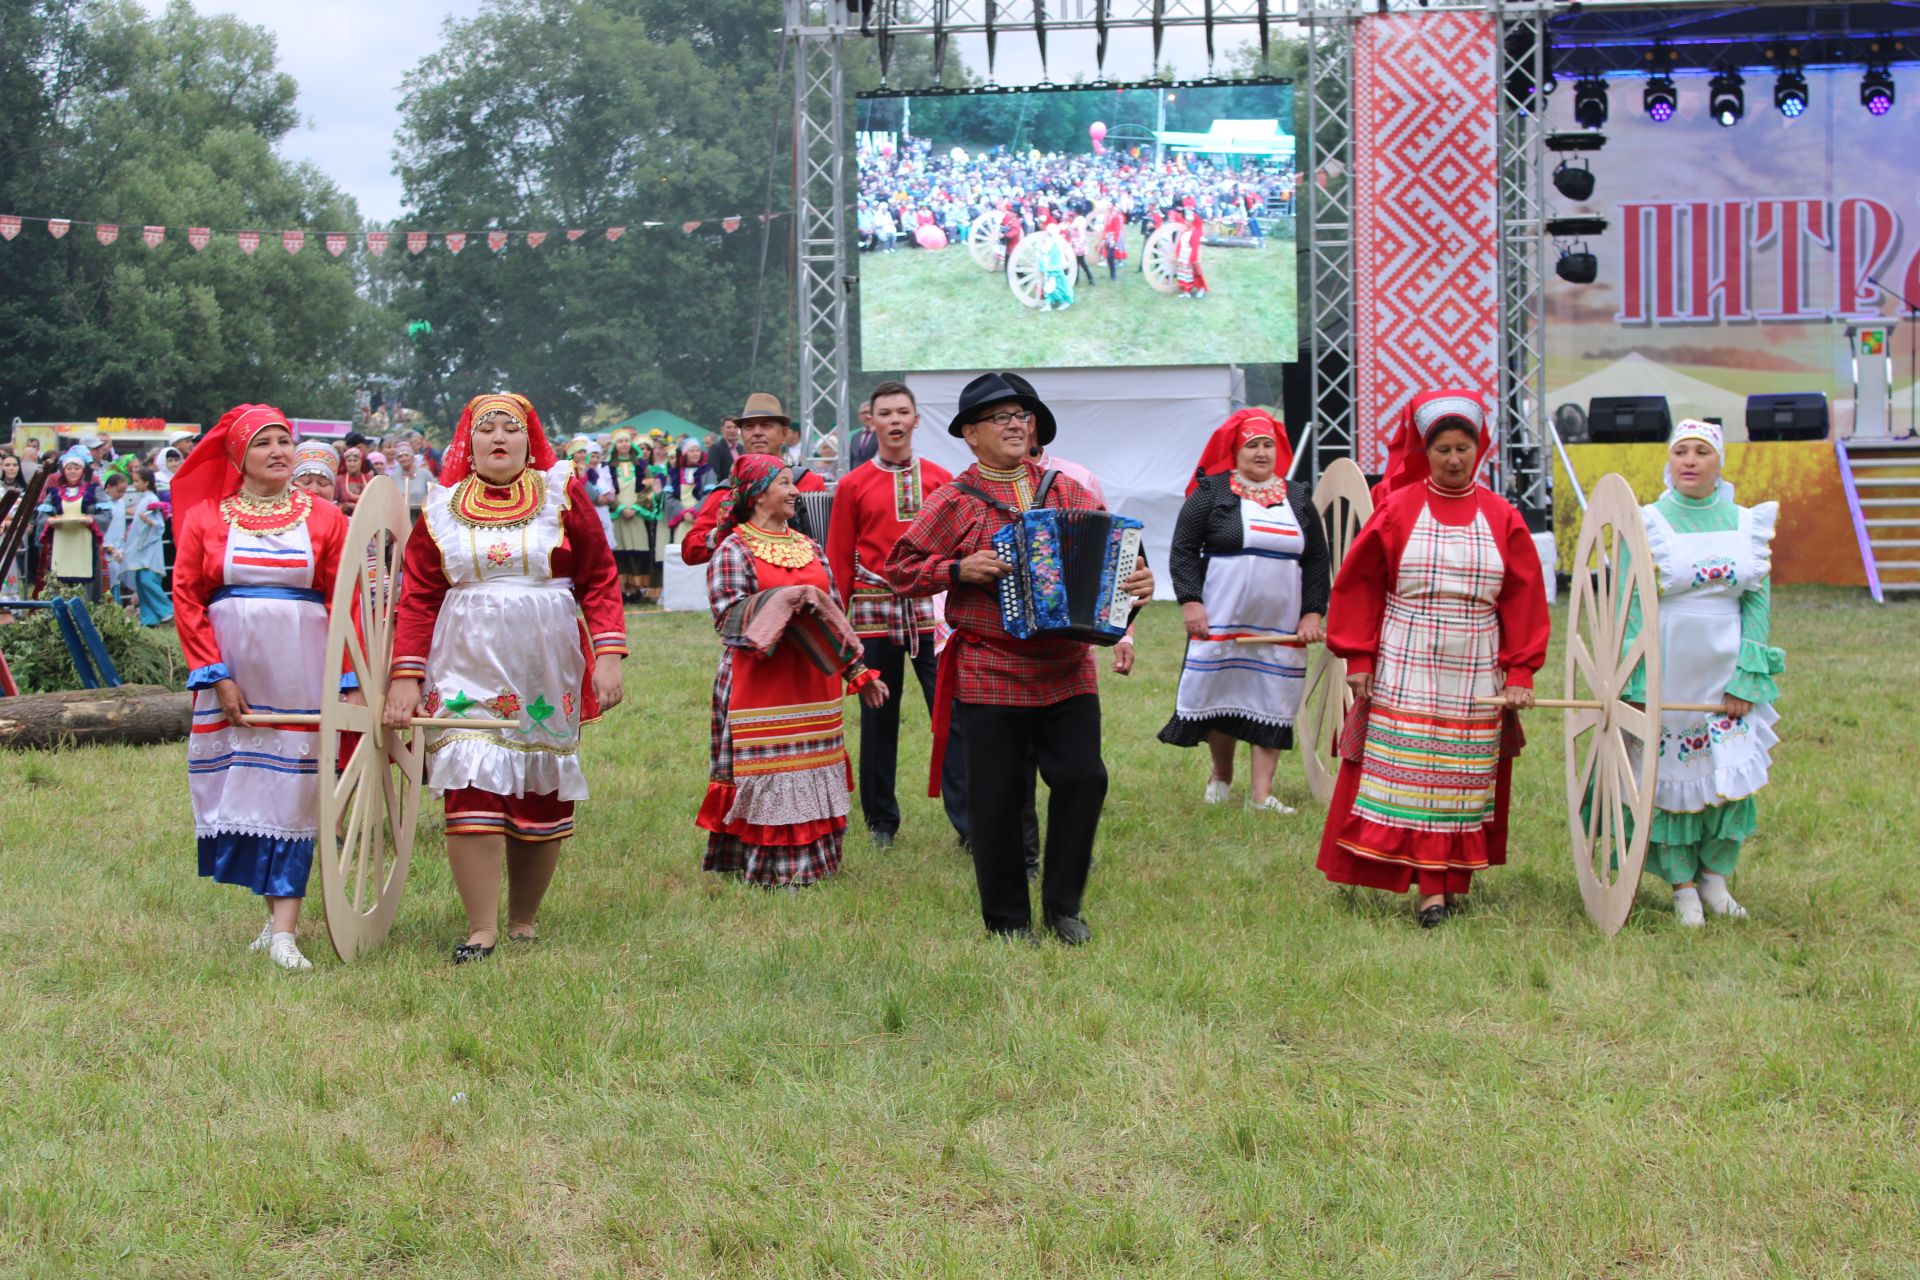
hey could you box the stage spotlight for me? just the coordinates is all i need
[1775,68,1808,117]
[1644,75,1677,123]
[1862,65,1895,116]
[1553,157,1595,202]
[1556,243,1598,285]
[1574,77,1609,129]
[1709,70,1745,127]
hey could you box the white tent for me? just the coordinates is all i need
[1549,352,1752,431]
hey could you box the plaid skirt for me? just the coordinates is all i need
[703,830,843,888]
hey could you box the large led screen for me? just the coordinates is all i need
[856,81,1298,372]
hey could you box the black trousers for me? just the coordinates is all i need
[959,694,1107,933]
[859,637,968,840]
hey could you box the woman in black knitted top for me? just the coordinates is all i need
[1158,411,1330,814]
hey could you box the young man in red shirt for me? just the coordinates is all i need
[885,373,1154,945]
[681,393,827,566]
[825,381,966,850]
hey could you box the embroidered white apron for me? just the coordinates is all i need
[1644,503,1778,811]
[1171,495,1308,730]
[188,520,329,841]
[420,461,588,800]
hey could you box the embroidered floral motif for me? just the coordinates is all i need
[561,691,575,719]
[1671,725,1713,763]
[490,692,522,720]
[424,688,442,716]
[1691,556,1737,587]
[485,541,513,567]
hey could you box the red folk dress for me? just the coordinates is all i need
[1314,479,1549,896]
[390,462,628,841]
[699,524,863,887]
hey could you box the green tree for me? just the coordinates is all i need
[0,0,393,427]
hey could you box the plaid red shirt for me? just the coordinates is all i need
[884,458,1100,707]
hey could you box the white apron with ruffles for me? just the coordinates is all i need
[1172,496,1308,729]
[420,461,588,801]
[188,521,329,841]
[1645,503,1778,812]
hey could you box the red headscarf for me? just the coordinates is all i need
[1373,389,1492,500]
[439,392,556,485]
[167,403,292,520]
[1186,408,1292,496]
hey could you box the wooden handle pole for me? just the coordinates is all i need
[1230,634,1307,646]
[1473,697,1728,713]
[239,714,522,729]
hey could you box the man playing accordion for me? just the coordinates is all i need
[886,373,1154,945]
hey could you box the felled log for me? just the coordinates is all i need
[0,684,191,751]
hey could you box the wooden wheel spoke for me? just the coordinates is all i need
[332,737,370,811]
[339,769,371,877]
[331,702,375,735]
[1611,699,1652,747]
[1568,635,1604,701]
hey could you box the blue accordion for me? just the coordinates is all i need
[991,508,1145,646]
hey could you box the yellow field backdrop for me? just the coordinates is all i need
[1552,441,1867,587]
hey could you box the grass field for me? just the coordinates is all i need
[4,586,1919,1278]
[857,234,1299,372]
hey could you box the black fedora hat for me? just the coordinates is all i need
[946,371,1057,447]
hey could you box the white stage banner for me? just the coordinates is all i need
[907,366,1243,602]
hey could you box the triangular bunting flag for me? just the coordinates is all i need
[96,224,119,245]
[525,231,547,248]
[682,221,701,234]
[407,231,428,254]
[0,216,19,241]
[188,227,210,251]
[142,225,165,247]
[605,226,625,242]
[325,232,348,257]
[48,219,69,239]
[487,230,507,252]
[238,230,260,254]
[366,231,388,257]
[722,216,742,233]
[282,230,304,255]
[566,229,585,241]
[444,232,466,253]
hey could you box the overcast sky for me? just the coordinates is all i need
[142,3,1251,223]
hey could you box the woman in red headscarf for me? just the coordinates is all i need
[700,454,888,888]
[384,393,628,963]
[170,404,352,971]
[1174,201,1207,299]
[1159,410,1330,813]
[1315,390,1550,926]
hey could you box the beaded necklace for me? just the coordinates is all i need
[451,469,546,528]
[738,521,815,569]
[1228,471,1288,506]
[219,486,311,534]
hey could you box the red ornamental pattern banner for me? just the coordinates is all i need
[1350,10,1500,471]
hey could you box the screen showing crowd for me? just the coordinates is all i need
[855,81,1299,373]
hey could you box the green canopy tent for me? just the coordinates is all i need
[608,408,708,441]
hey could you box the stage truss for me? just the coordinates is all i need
[783,0,1748,504]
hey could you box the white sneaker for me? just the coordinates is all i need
[1698,873,1748,920]
[1673,886,1706,928]
[1247,796,1298,816]
[248,919,275,952]
[268,933,313,971]
[1203,779,1231,805]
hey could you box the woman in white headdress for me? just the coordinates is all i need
[1619,419,1783,926]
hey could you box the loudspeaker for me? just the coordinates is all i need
[1745,393,1829,441]
[1586,395,1672,443]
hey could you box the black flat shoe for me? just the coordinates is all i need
[1045,914,1092,946]
[870,830,895,850]
[1418,904,1448,929]
[452,941,496,964]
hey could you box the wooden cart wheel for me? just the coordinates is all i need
[1564,473,1662,936]
[1143,223,1181,294]
[1298,458,1374,805]
[966,212,1003,271]
[317,475,424,962]
[1007,236,1046,309]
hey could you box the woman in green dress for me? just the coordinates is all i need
[1623,419,1784,926]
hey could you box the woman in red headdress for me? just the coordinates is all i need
[383,393,628,964]
[170,404,352,971]
[1174,201,1207,299]
[1159,410,1330,813]
[699,454,888,888]
[1314,390,1550,926]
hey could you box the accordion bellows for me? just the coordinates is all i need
[992,508,1145,646]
